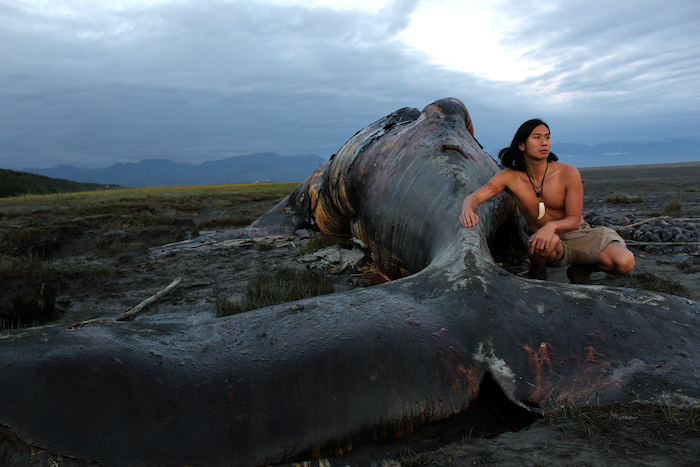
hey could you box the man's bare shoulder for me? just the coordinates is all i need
[495,167,523,179]
[551,161,582,179]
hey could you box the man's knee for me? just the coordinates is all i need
[599,242,635,275]
[529,247,561,265]
[616,248,635,274]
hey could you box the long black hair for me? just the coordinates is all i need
[498,119,558,171]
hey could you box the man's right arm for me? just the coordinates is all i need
[460,175,506,228]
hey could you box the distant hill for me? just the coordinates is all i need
[487,140,699,167]
[0,168,117,198]
[23,153,327,188]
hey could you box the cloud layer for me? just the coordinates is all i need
[1,0,698,169]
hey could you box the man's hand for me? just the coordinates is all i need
[529,222,560,256]
[460,210,480,228]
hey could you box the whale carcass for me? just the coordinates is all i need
[1,98,699,466]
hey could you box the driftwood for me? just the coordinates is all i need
[116,278,183,321]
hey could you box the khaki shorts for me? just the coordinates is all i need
[548,223,626,267]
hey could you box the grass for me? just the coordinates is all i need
[0,183,297,259]
[628,272,689,297]
[0,183,299,208]
[0,253,55,281]
[546,399,699,444]
[665,198,683,216]
[605,193,643,204]
[257,242,274,251]
[215,268,334,317]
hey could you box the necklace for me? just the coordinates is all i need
[526,161,548,219]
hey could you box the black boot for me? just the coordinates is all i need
[567,264,599,284]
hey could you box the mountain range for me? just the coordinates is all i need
[20,141,699,188]
[23,153,327,188]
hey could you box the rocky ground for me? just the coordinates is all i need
[1,162,700,466]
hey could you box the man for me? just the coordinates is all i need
[459,119,634,283]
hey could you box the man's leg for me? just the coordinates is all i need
[527,236,563,280]
[596,242,635,275]
[568,242,635,284]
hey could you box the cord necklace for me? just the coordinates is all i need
[526,160,548,219]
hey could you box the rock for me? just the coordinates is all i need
[660,229,673,242]
[591,216,605,226]
[298,243,368,273]
[618,227,635,239]
[672,234,689,243]
[649,219,669,229]
[617,217,631,226]
[638,224,651,234]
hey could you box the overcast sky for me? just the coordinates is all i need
[1,0,699,169]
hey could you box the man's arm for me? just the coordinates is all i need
[460,172,508,228]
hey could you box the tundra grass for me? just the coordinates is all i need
[0,183,299,208]
[546,399,699,443]
[0,254,55,281]
[665,198,683,216]
[215,268,334,317]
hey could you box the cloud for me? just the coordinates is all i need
[0,0,699,170]
[2,0,487,168]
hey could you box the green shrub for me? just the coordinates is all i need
[215,268,334,317]
[605,193,630,204]
[664,199,683,216]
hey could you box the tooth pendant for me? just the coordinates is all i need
[537,201,545,220]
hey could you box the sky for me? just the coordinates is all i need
[1,0,699,169]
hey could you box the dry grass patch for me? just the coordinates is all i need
[215,268,334,317]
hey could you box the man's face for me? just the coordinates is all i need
[518,124,551,160]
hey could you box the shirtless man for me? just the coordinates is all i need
[460,119,635,283]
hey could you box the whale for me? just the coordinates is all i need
[1,98,699,466]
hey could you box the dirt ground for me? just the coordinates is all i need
[1,162,699,466]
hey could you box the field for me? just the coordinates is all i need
[1,162,699,466]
